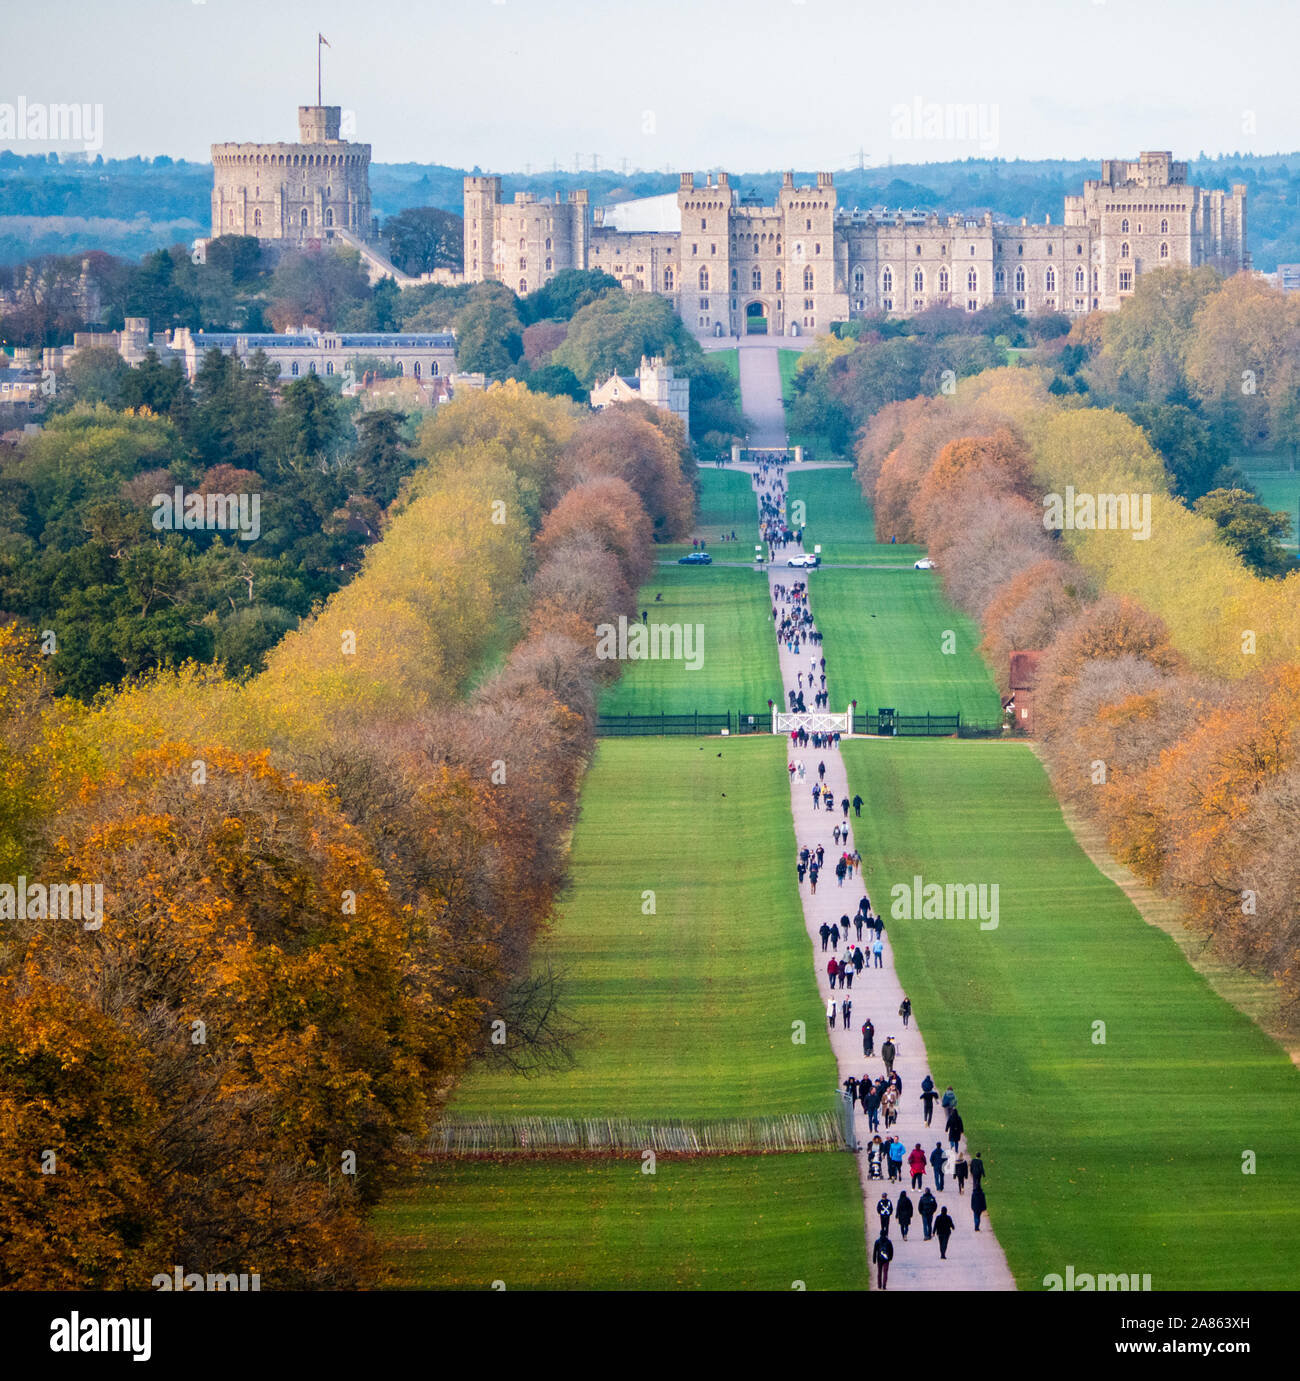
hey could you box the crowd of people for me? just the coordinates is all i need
[754,460,993,1290]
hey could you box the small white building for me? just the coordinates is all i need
[590,354,689,431]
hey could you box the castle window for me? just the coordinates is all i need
[1121,242,1130,258]
[520,257,527,269]
[883,298,893,311]
[1017,243,1023,255]
[970,245,975,256]
[664,267,674,291]
[995,267,1005,292]
[1076,243,1083,255]
[699,267,710,291]
[520,238,525,250]
[545,258,552,271]
[775,269,783,290]
[1015,297,1026,311]
[803,266,814,291]
[752,268,762,291]
[853,267,865,292]
[300,209,308,226]
[1045,266,1056,292]
[325,208,334,227]
[882,267,893,293]
[752,241,758,254]
[1159,242,1169,259]
[939,267,949,293]
[546,237,552,250]
[1075,266,1085,291]
[413,361,420,377]
[253,209,262,228]
[806,219,812,230]
[815,243,821,255]
[915,244,922,256]
[967,299,977,312]
[731,268,739,291]
[1160,219,1168,234]
[431,362,439,376]
[701,297,709,310]
[701,218,707,231]
[1014,266,1025,292]
[291,362,299,376]
[692,244,698,255]
[309,362,316,374]
[1119,269,1132,291]
[967,268,978,293]
[519,278,528,293]
[1121,219,1129,233]
[913,268,924,293]
[326,361,334,375]
[1046,243,1052,254]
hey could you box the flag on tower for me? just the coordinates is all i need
[319,33,330,47]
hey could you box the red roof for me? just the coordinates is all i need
[1009,650,1043,690]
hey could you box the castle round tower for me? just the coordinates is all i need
[211,106,372,246]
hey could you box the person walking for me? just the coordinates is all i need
[852,945,865,976]
[972,1181,987,1232]
[818,761,826,782]
[861,1018,875,1057]
[954,1152,969,1195]
[934,1207,955,1260]
[872,1229,894,1290]
[829,922,840,949]
[899,996,912,1028]
[826,957,836,988]
[826,996,836,1031]
[812,783,820,808]
[895,1190,914,1240]
[920,1083,938,1128]
[864,1082,881,1133]
[837,958,848,989]
[876,1193,893,1236]
[908,1143,927,1189]
[918,1187,938,1241]
[970,1152,986,1191]
[852,793,863,817]
[929,1142,946,1190]
[941,1085,957,1117]
[888,1137,906,1183]
[946,1107,964,1155]
[809,864,818,895]
[841,796,850,819]
[872,937,884,968]
[854,912,865,941]
[841,998,852,1030]
[819,921,831,952]
[881,1036,896,1075]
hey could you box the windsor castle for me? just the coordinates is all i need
[210,106,1248,340]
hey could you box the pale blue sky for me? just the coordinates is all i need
[0,0,1292,168]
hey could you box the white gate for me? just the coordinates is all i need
[773,707,854,736]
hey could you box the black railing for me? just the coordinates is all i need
[595,710,772,737]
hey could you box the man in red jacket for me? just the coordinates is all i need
[908,1143,927,1189]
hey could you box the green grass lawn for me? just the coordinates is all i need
[598,564,779,716]
[1241,466,1300,549]
[842,738,1300,1291]
[452,737,837,1120]
[375,1153,869,1290]
[784,467,924,566]
[811,566,1003,719]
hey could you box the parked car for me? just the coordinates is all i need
[786,553,820,568]
[678,551,713,565]
[914,557,936,570]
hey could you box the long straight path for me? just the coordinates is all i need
[737,340,1015,1290]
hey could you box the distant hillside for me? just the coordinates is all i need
[1,150,1297,269]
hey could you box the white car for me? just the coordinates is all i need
[786,553,820,568]
[914,557,936,570]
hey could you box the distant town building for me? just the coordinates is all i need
[1274,264,1300,293]
[590,355,689,430]
[1005,650,1043,734]
[169,326,457,383]
[468,152,1250,338]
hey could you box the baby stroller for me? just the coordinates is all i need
[866,1144,884,1180]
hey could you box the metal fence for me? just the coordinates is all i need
[596,710,771,737]
[427,1109,848,1155]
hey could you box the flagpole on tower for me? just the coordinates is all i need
[317,32,331,107]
